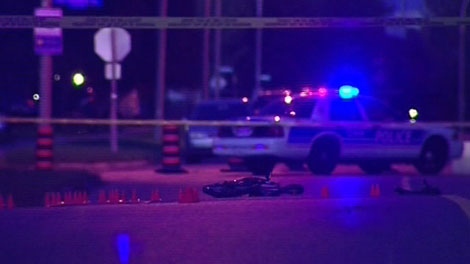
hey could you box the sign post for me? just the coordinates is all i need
[34,1,62,171]
[94,27,131,153]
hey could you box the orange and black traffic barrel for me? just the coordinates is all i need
[156,125,187,173]
[36,125,54,170]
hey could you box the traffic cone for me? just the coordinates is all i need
[178,188,191,203]
[370,184,381,197]
[56,192,63,206]
[98,190,107,204]
[64,192,72,205]
[7,195,14,210]
[108,190,117,204]
[82,192,89,205]
[129,189,137,203]
[321,186,330,198]
[150,189,161,203]
[44,192,51,207]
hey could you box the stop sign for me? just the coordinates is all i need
[94,28,131,63]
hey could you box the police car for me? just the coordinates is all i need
[213,86,464,176]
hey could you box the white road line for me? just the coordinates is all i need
[442,195,470,223]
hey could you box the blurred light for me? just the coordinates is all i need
[284,95,293,104]
[318,87,328,97]
[72,72,85,87]
[274,116,281,122]
[408,108,418,119]
[54,0,103,10]
[242,97,249,103]
[289,111,296,116]
[410,119,417,124]
[246,116,251,121]
[339,85,359,99]
[86,87,94,94]
[116,234,130,264]
[33,94,40,101]
[260,74,272,82]
[54,74,61,81]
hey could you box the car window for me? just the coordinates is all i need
[190,102,249,120]
[329,99,363,121]
[257,97,316,118]
[359,97,401,122]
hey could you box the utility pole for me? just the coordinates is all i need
[254,0,263,100]
[203,0,211,99]
[156,0,168,139]
[459,0,470,124]
[213,0,222,99]
[39,0,53,125]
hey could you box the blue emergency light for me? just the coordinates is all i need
[339,85,359,99]
[54,0,103,10]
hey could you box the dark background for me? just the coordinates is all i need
[0,0,466,120]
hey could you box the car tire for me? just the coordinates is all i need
[307,138,339,175]
[414,137,448,175]
[359,162,390,175]
[245,157,277,176]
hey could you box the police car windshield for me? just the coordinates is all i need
[257,97,316,118]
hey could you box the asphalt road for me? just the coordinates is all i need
[1,163,470,264]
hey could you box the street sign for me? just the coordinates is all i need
[34,8,63,56]
[94,28,131,154]
[94,28,131,63]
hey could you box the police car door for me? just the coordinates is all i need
[328,97,374,159]
[359,97,419,159]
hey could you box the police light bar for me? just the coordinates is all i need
[339,85,359,99]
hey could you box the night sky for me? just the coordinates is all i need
[0,0,466,120]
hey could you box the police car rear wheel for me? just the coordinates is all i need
[307,140,339,175]
[414,138,448,175]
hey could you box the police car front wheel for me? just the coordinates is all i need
[414,137,448,175]
[307,139,340,175]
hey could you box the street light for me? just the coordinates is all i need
[459,0,470,123]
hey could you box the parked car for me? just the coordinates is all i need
[184,98,250,163]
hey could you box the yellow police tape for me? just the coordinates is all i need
[1,117,470,129]
[1,16,470,29]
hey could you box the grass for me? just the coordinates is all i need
[3,125,164,166]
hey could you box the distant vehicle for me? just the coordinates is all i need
[250,89,292,115]
[213,86,464,176]
[184,98,250,163]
